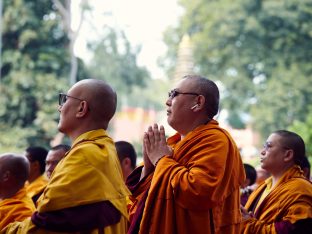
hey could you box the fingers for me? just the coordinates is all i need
[147,125,155,146]
[159,125,166,144]
[143,132,151,155]
[153,123,160,142]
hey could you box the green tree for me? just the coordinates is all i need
[0,0,87,151]
[163,0,312,139]
[289,105,312,157]
[86,28,155,109]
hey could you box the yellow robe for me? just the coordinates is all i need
[25,174,48,203]
[0,187,35,230]
[2,129,130,234]
[241,165,312,233]
[128,120,245,234]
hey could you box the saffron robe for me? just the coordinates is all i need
[241,165,312,234]
[127,120,245,234]
[0,187,35,230]
[25,174,48,205]
[2,129,131,234]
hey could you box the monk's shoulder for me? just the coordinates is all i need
[198,127,229,144]
[284,177,312,194]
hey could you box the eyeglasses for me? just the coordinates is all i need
[59,93,85,106]
[168,89,199,99]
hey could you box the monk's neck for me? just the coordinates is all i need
[28,173,41,183]
[180,119,210,139]
[1,187,19,200]
[271,166,291,187]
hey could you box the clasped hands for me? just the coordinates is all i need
[141,123,173,177]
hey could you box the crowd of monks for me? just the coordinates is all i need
[0,75,311,234]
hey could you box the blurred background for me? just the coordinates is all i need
[0,0,311,167]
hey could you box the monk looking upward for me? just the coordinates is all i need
[127,75,245,234]
[241,130,312,233]
[0,153,35,230]
[2,79,130,234]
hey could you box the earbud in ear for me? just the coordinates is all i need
[191,104,199,110]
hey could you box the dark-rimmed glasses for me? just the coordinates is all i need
[168,89,199,99]
[59,93,85,106]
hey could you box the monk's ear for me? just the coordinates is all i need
[121,157,131,168]
[195,95,206,111]
[284,149,294,163]
[76,101,89,118]
[1,170,10,182]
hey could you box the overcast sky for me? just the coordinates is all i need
[73,0,182,79]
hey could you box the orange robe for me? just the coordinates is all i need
[0,187,35,230]
[241,165,312,234]
[128,120,245,234]
[26,174,48,204]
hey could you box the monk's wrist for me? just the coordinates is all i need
[154,155,166,167]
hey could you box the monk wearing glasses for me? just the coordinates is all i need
[3,79,130,234]
[127,74,245,234]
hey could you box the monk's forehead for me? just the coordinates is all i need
[47,149,65,160]
[175,78,198,90]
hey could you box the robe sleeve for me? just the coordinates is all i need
[31,201,120,232]
[242,200,312,234]
[154,133,236,210]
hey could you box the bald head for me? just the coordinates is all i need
[183,75,220,119]
[72,79,117,126]
[58,79,117,138]
[0,153,30,199]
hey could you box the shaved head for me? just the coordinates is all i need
[73,79,117,125]
[0,153,30,198]
[183,75,220,119]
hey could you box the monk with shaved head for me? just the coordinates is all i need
[0,153,35,230]
[127,75,245,233]
[3,79,130,234]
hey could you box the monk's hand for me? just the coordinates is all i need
[240,205,253,220]
[145,123,172,166]
[141,131,155,178]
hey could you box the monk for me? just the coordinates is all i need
[241,130,312,233]
[45,144,70,179]
[2,79,130,234]
[0,153,35,230]
[127,75,245,234]
[25,146,49,205]
[115,141,137,181]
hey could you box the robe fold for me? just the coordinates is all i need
[2,129,131,234]
[26,174,48,204]
[128,120,245,234]
[0,187,35,230]
[241,165,312,234]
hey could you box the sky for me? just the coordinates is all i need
[72,0,183,79]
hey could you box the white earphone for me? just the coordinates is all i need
[190,104,199,110]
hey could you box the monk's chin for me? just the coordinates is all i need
[57,124,65,134]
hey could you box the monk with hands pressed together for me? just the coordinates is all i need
[127,74,245,234]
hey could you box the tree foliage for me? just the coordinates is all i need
[0,1,158,153]
[164,0,312,142]
[86,28,156,109]
[289,105,312,156]
[0,0,74,150]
